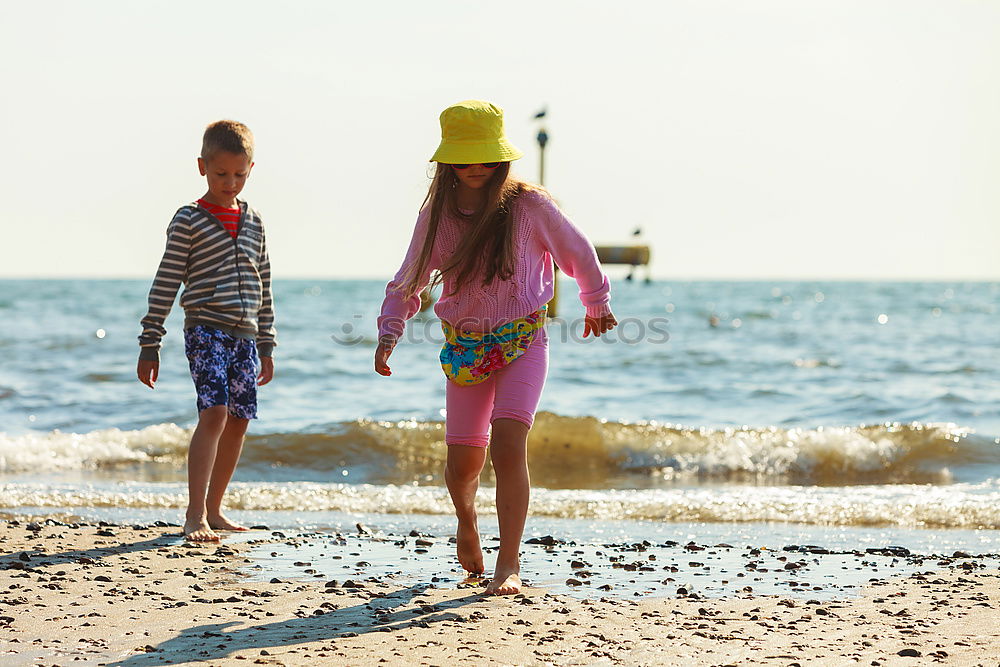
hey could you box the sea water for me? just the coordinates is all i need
[1,278,999,550]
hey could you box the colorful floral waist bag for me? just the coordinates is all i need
[439,306,547,386]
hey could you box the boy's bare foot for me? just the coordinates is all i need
[207,513,249,532]
[456,521,484,574]
[184,518,221,542]
[485,566,522,596]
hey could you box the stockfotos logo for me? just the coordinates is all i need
[330,316,670,346]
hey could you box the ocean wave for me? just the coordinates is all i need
[3,480,1000,529]
[0,423,190,471]
[1,416,995,486]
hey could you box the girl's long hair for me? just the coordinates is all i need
[400,162,539,298]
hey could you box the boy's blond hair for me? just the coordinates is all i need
[201,120,254,162]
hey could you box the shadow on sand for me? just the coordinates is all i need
[106,584,484,666]
[1,529,192,571]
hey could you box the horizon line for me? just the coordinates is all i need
[1,275,997,283]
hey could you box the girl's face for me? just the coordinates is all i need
[452,163,498,190]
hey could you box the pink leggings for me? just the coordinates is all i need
[445,331,549,447]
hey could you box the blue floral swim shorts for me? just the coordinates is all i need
[184,325,259,419]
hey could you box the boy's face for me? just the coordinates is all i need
[198,151,254,207]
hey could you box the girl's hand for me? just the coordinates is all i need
[375,337,396,376]
[584,312,618,338]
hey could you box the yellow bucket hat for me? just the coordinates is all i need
[430,100,524,164]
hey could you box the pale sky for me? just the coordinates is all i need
[2,0,998,280]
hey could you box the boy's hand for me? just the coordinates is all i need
[584,312,618,338]
[137,359,159,388]
[374,337,395,376]
[257,357,274,386]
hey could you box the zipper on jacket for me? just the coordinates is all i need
[196,202,248,329]
[233,203,247,328]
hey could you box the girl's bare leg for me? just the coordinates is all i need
[445,444,488,574]
[485,418,530,595]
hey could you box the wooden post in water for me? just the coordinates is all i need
[536,115,557,316]
[594,245,653,282]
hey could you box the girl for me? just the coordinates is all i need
[375,100,616,596]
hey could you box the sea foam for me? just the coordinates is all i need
[0,416,991,487]
[3,479,1000,529]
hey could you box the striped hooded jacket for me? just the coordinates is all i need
[138,201,276,361]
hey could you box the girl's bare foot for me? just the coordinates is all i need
[485,557,522,596]
[485,569,522,596]
[456,520,484,574]
[184,517,220,542]
[207,513,248,532]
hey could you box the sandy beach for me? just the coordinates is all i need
[2,519,999,666]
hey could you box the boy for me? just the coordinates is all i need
[137,120,276,542]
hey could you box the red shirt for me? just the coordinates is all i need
[198,199,240,238]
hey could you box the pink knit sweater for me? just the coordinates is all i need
[378,190,612,339]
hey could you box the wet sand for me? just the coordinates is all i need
[2,519,999,666]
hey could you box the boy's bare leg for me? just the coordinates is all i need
[206,415,250,531]
[445,444,488,574]
[485,418,530,596]
[185,406,229,541]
